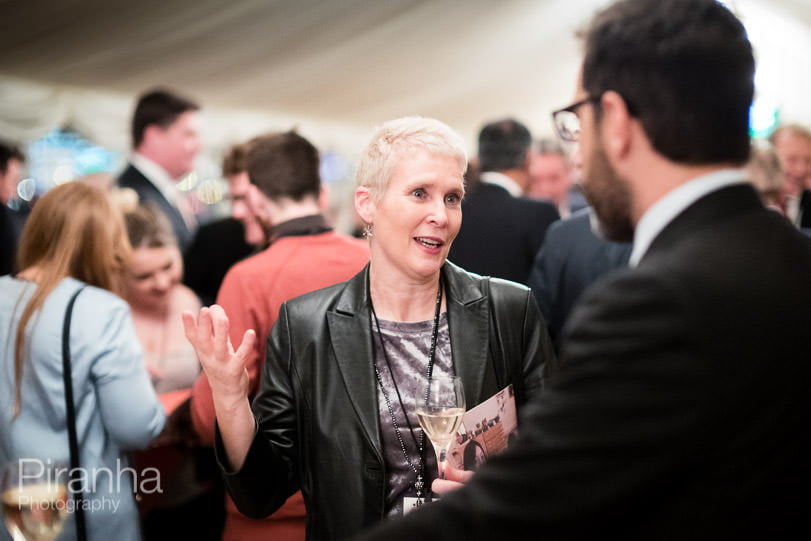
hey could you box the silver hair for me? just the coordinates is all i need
[355,116,468,203]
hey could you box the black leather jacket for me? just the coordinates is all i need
[218,262,555,539]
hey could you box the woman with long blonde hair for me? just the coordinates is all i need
[1,181,166,541]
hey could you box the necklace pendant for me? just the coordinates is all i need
[415,474,424,493]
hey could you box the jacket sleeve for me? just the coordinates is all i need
[487,278,557,408]
[91,299,166,449]
[217,301,300,519]
[519,285,557,399]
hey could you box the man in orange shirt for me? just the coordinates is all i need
[190,131,368,540]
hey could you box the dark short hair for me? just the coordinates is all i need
[246,131,321,201]
[0,142,25,174]
[131,88,199,148]
[581,0,754,165]
[477,118,532,172]
[222,141,251,177]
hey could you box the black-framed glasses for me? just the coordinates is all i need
[551,95,601,143]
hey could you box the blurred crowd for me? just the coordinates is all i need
[2,0,811,539]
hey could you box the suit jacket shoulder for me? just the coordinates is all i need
[116,164,195,252]
[450,183,560,284]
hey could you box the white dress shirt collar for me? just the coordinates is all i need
[629,168,747,267]
[130,153,179,203]
[479,171,523,197]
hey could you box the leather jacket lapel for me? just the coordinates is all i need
[327,265,383,462]
[444,263,490,407]
[326,263,495,463]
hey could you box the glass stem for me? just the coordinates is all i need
[436,445,449,480]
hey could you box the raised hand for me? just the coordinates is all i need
[182,305,257,470]
[182,305,255,404]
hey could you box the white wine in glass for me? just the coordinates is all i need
[1,460,69,541]
[416,375,466,480]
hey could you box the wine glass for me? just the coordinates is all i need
[1,459,69,541]
[416,374,466,480]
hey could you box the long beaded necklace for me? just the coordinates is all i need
[368,274,443,507]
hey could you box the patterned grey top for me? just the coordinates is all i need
[373,312,452,516]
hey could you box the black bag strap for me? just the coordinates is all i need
[62,285,88,541]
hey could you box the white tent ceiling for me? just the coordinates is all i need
[1,0,811,158]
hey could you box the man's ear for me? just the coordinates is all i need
[247,184,273,225]
[355,186,375,225]
[318,186,330,211]
[599,90,633,161]
[523,148,533,171]
[141,124,162,147]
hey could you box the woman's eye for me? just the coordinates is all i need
[446,193,461,205]
[412,189,425,198]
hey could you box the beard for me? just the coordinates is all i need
[581,137,635,243]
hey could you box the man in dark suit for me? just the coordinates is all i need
[356,0,811,539]
[0,142,26,275]
[117,88,201,253]
[528,207,631,346]
[448,119,559,284]
[769,124,811,227]
[527,138,589,219]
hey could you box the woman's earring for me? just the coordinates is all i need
[363,223,374,238]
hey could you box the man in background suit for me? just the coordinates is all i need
[357,0,811,538]
[526,138,588,219]
[448,118,559,284]
[117,88,202,253]
[528,207,631,346]
[0,142,26,275]
[769,124,811,227]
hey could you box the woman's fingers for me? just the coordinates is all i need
[181,309,200,345]
[431,466,475,494]
[444,466,474,483]
[183,306,240,366]
[234,329,257,364]
[431,479,466,495]
[208,305,232,361]
[183,305,253,399]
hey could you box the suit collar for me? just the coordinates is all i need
[630,169,746,266]
[334,263,371,315]
[129,153,178,202]
[641,183,764,264]
[480,171,523,197]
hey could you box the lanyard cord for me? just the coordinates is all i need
[368,273,443,494]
